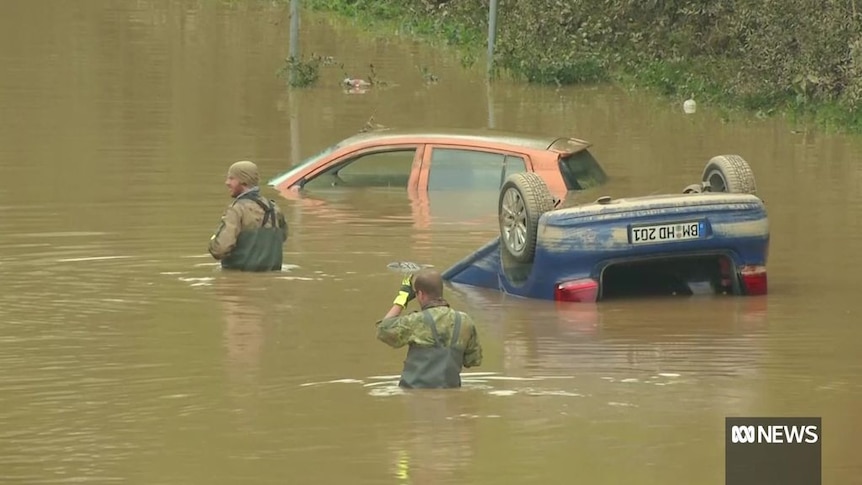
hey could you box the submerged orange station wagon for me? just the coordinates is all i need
[268,128,606,206]
[269,128,770,303]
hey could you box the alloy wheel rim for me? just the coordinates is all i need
[501,188,527,253]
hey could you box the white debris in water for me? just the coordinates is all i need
[56,255,132,262]
[281,264,300,271]
[275,276,318,281]
[487,390,518,397]
[601,377,615,381]
[160,272,184,275]
[363,380,398,387]
[658,373,681,377]
[366,374,402,380]
[621,378,639,383]
[608,402,638,407]
[525,390,583,397]
[683,97,697,114]
[179,277,214,283]
[300,378,365,387]
[368,387,405,397]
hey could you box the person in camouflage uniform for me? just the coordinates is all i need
[376,269,483,389]
[208,160,288,272]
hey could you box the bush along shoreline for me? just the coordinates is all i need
[297,0,862,134]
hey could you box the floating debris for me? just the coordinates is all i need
[683,95,697,114]
[56,255,132,262]
[525,390,583,397]
[386,261,434,274]
[300,378,365,387]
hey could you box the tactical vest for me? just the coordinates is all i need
[221,191,286,272]
[399,309,464,389]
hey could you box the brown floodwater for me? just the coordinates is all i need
[1,1,860,483]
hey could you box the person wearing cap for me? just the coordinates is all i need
[208,160,288,272]
[376,269,483,389]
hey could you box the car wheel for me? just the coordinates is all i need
[498,172,555,264]
[683,183,703,194]
[701,155,757,195]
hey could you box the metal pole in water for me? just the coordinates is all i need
[486,79,495,129]
[486,0,498,80]
[289,0,300,85]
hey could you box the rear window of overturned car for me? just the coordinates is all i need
[558,150,608,190]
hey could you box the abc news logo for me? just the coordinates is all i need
[726,418,821,485]
[730,424,819,444]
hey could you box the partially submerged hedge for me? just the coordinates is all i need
[301,0,862,132]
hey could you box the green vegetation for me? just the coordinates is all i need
[277,54,326,87]
[295,0,862,133]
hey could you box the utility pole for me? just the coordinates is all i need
[289,0,300,85]
[487,0,498,80]
[486,0,499,128]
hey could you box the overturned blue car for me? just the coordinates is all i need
[442,150,769,304]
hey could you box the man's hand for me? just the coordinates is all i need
[392,274,416,308]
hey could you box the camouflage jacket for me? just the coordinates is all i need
[376,302,483,368]
[208,188,288,272]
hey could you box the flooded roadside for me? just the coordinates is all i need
[0,0,860,483]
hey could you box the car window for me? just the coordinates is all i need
[302,148,417,190]
[503,154,527,180]
[558,150,608,190]
[428,148,523,191]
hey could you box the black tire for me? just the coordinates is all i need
[498,172,555,264]
[701,155,757,195]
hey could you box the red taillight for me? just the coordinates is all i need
[740,265,767,295]
[554,278,599,303]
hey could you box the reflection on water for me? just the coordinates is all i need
[1,0,861,483]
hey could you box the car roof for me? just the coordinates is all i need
[334,128,592,154]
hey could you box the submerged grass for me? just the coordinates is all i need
[290,0,862,134]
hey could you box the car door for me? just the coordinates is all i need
[415,145,531,227]
[296,144,425,221]
[300,144,424,191]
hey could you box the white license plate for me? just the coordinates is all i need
[630,221,702,245]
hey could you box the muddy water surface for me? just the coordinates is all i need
[1,1,860,483]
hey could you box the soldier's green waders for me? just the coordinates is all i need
[221,193,285,272]
[399,309,464,389]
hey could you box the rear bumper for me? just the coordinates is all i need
[443,194,770,301]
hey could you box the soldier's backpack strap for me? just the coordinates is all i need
[246,196,276,228]
[421,309,442,348]
[449,311,463,348]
